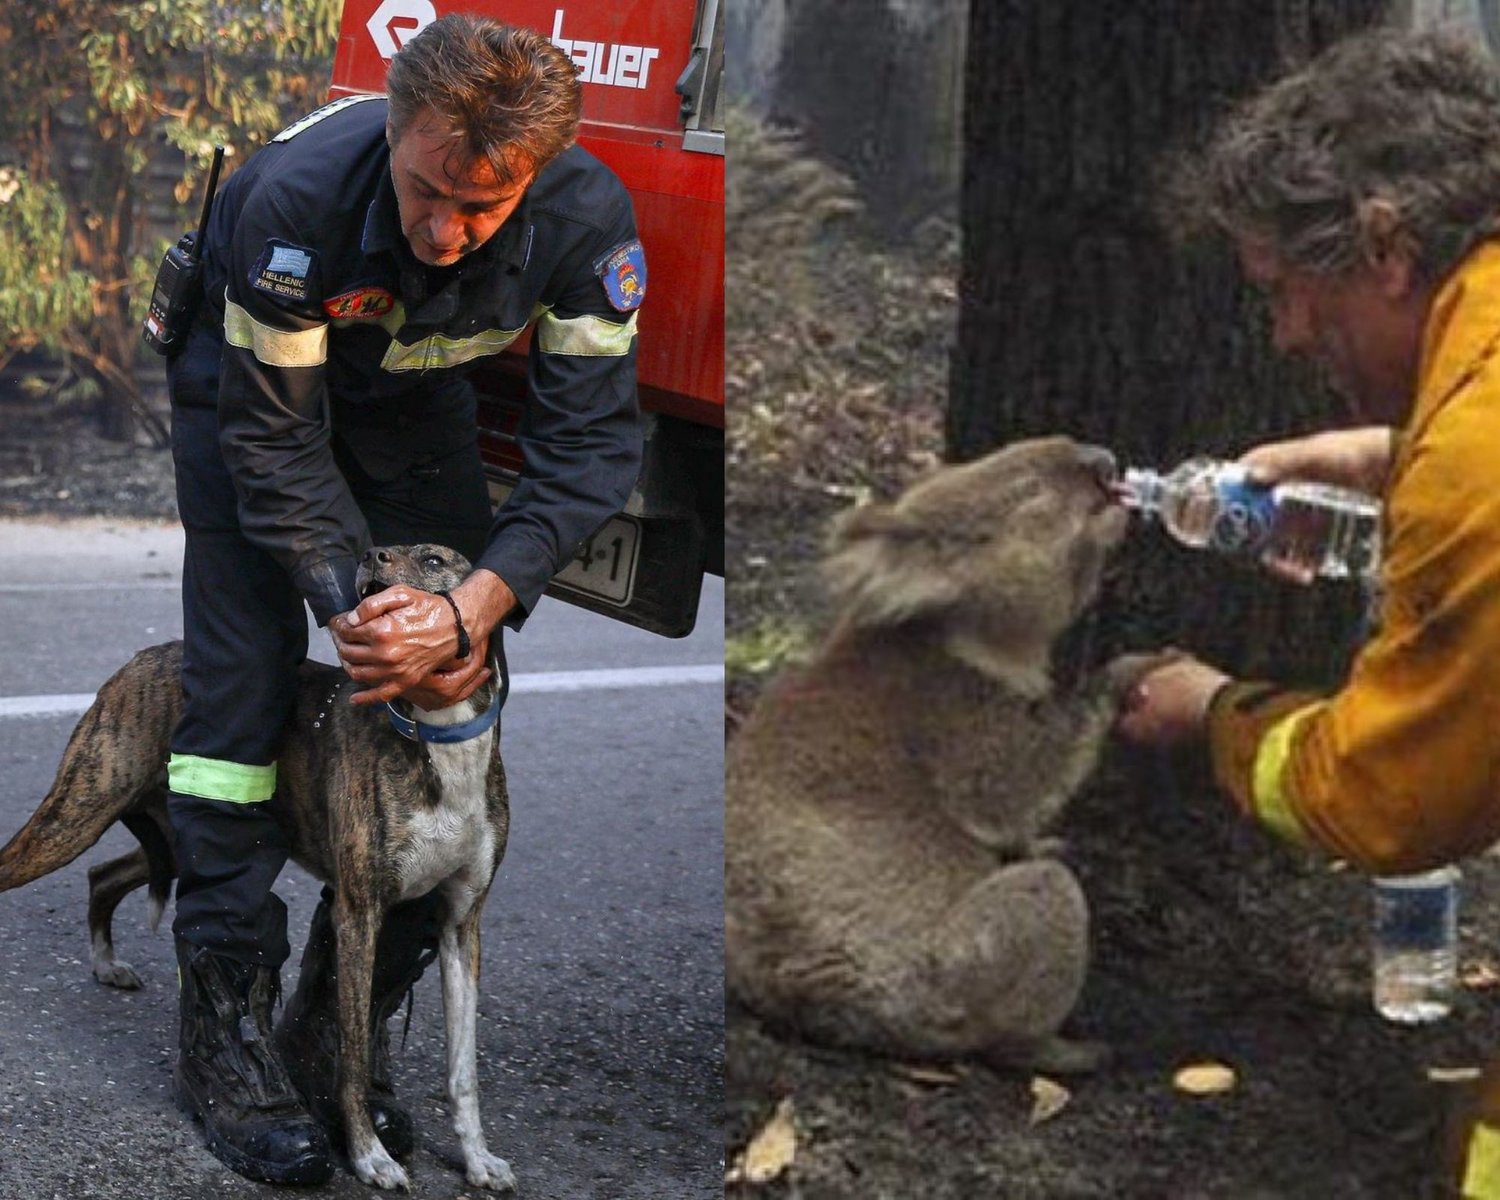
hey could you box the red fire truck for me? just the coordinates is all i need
[331,0,724,636]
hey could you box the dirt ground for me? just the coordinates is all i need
[723,118,1500,1200]
[725,735,1500,1199]
[0,367,177,522]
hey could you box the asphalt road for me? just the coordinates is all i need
[0,519,723,1200]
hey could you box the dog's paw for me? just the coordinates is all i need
[352,1144,410,1191]
[92,959,143,990]
[465,1150,516,1191]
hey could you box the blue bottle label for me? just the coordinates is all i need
[1375,879,1457,953]
[1210,476,1277,556]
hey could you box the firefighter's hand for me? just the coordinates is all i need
[397,635,493,711]
[1238,426,1395,494]
[1114,655,1231,748]
[330,587,492,708]
[1237,427,1391,585]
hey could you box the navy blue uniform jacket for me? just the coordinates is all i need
[194,95,644,625]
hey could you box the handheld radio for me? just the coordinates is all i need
[142,145,225,356]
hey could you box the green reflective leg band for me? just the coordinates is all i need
[168,754,276,804]
[1464,1122,1500,1197]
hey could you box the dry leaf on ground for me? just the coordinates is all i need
[1029,1076,1072,1125]
[890,1063,965,1086]
[1461,959,1500,990]
[1427,1065,1483,1084]
[729,1097,798,1187]
[1174,1062,1237,1095]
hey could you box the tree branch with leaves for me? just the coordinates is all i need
[0,0,341,443]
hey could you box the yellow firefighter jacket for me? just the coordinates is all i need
[1207,237,1500,873]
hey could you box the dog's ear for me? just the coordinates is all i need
[822,502,965,627]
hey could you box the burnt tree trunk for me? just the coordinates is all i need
[952,0,1391,682]
[772,0,965,231]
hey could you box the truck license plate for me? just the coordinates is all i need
[556,515,639,605]
[487,480,639,607]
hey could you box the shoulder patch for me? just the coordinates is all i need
[594,239,646,312]
[271,94,384,143]
[323,286,397,320]
[250,240,318,305]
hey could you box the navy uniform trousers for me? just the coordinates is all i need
[166,324,495,966]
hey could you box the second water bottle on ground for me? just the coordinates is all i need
[1371,868,1460,1024]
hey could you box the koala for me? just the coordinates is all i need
[725,436,1159,1074]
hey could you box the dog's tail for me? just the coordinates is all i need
[0,643,183,893]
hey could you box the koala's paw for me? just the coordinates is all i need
[1099,649,1187,705]
[985,1035,1112,1077]
[1027,1035,1113,1076]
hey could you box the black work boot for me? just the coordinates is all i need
[274,891,442,1159]
[174,941,333,1185]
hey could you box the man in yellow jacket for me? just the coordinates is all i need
[1119,29,1500,1198]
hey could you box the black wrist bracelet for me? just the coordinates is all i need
[435,590,471,660]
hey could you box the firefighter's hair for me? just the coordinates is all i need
[385,13,581,183]
[1170,28,1500,281]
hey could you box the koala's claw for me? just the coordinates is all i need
[985,1035,1112,1077]
[1026,1035,1113,1076]
[1100,648,1188,702]
[1029,836,1069,859]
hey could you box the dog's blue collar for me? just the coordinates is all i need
[387,689,500,743]
[386,657,506,744]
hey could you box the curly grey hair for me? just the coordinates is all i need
[1179,28,1500,281]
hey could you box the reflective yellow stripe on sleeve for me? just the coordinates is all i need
[168,753,277,804]
[537,309,638,356]
[1464,1122,1500,1197]
[380,325,527,372]
[224,297,328,368]
[1251,704,1320,846]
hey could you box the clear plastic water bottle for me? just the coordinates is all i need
[1371,867,1460,1024]
[1118,457,1381,581]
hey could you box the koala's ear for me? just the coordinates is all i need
[822,501,964,627]
[826,500,906,549]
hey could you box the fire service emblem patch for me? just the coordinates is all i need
[323,287,397,320]
[594,239,647,312]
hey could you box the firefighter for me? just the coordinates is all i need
[1117,29,1500,1198]
[162,14,644,1184]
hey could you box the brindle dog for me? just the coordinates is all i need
[0,544,513,1192]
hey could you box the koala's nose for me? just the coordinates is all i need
[1077,444,1118,485]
